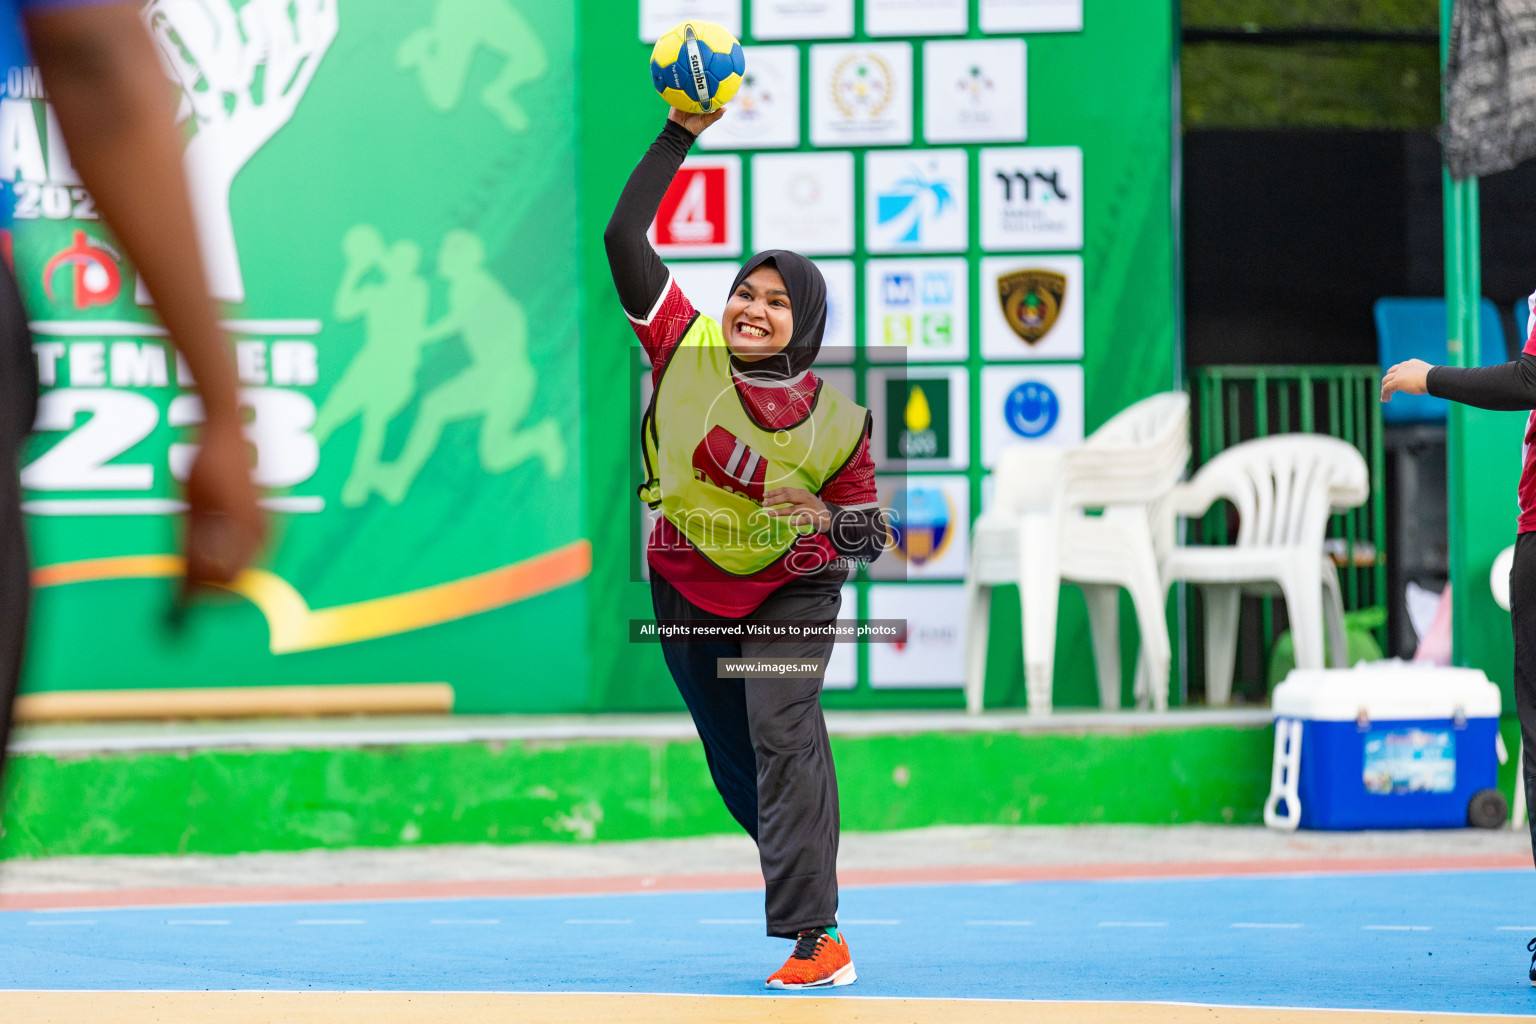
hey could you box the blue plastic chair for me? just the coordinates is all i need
[1516,299,1532,356]
[1374,298,1510,424]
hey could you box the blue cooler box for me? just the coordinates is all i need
[1266,666,1503,830]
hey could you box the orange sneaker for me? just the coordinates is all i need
[765,928,856,989]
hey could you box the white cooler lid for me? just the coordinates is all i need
[1271,663,1502,721]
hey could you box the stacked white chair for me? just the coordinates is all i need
[964,392,1190,716]
[1161,434,1369,705]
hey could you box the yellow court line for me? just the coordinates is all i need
[0,993,1522,1024]
[29,539,592,653]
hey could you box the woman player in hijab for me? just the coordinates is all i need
[605,105,884,989]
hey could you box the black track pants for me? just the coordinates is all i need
[650,572,840,938]
[1511,532,1536,861]
[0,259,35,782]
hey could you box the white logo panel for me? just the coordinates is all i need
[866,0,967,36]
[980,0,1081,33]
[980,364,1085,468]
[867,365,970,472]
[810,43,913,147]
[979,255,1083,361]
[870,474,970,581]
[824,584,858,689]
[649,155,742,258]
[815,258,856,362]
[753,0,853,39]
[924,40,1026,144]
[863,257,969,362]
[751,152,854,255]
[700,46,801,151]
[640,0,742,42]
[868,583,965,688]
[980,146,1082,252]
[865,149,968,253]
[665,260,742,326]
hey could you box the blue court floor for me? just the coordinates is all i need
[4,869,1536,1016]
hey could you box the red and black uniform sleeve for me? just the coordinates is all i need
[604,120,695,319]
[820,423,884,563]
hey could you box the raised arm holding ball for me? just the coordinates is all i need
[606,23,885,991]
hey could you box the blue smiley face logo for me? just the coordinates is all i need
[1004,382,1060,439]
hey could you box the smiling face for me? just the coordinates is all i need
[722,265,794,361]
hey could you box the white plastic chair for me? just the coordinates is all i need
[1162,435,1369,705]
[965,392,1190,716]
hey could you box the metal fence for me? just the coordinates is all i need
[1188,365,1388,694]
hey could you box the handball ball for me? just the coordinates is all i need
[650,21,745,114]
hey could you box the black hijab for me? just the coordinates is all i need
[725,250,827,381]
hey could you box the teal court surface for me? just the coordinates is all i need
[4,855,1536,1023]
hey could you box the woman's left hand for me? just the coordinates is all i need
[763,487,831,533]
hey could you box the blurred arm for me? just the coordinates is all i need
[26,2,262,581]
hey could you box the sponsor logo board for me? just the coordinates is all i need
[699,46,801,151]
[753,0,853,39]
[824,584,858,688]
[810,43,913,147]
[750,151,853,255]
[814,259,856,363]
[868,366,969,471]
[923,39,1026,144]
[650,156,742,258]
[979,255,1083,360]
[870,473,970,580]
[980,364,1084,467]
[980,0,1081,33]
[639,0,742,42]
[866,0,967,36]
[868,583,965,687]
[863,257,968,362]
[865,149,968,253]
[980,146,1082,252]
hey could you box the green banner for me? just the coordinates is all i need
[13,2,587,712]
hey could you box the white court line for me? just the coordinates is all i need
[296,919,365,926]
[698,919,757,925]
[966,920,1034,926]
[564,919,632,925]
[841,919,901,925]
[1363,925,1432,931]
[430,919,499,925]
[1099,921,1168,928]
[166,920,229,926]
[1497,925,1536,930]
[1230,923,1302,929]
[25,919,95,926]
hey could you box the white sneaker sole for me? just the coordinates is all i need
[767,962,857,990]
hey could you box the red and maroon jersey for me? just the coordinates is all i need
[628,275,878,616]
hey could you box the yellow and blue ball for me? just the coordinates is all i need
[650,21,745,114]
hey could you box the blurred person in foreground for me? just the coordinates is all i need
[0,2,265,774]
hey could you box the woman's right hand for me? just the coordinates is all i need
[668,105,726,137]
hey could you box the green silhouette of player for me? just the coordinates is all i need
[314,225,443,507]
[381,230,565,503]
[397,0,548,133]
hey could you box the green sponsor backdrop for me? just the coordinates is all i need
[12,0,1176,713]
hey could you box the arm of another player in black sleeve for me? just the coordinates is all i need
[1426,355,1536,411]
[603,119,697,319]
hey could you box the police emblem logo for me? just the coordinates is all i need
[997,270,1066,344]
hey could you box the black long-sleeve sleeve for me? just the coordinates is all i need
[604,120,696,319]
[1426,355,1536,411]
[824,503,886,563]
